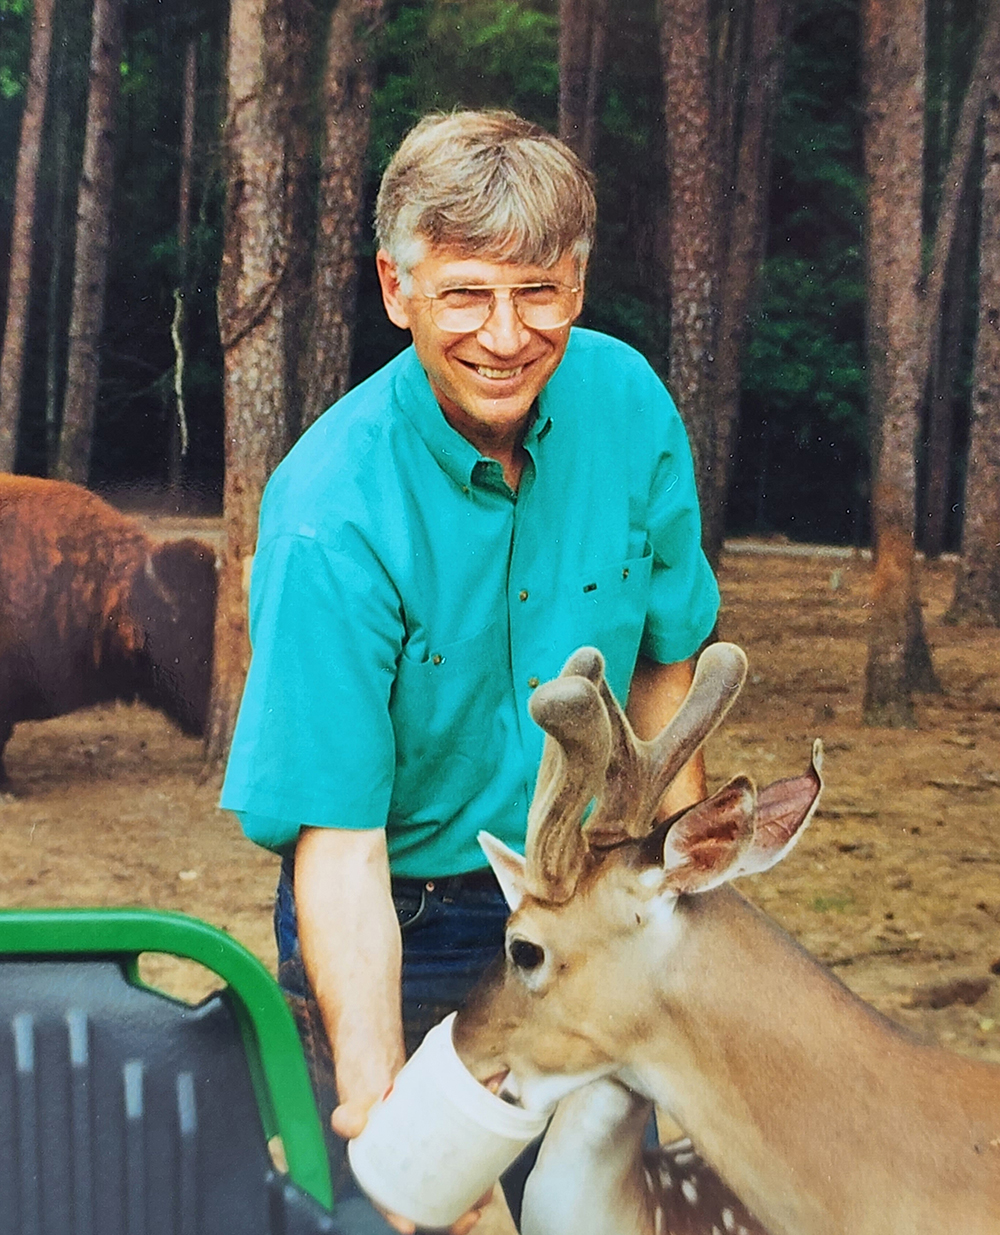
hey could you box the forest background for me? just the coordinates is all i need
[0,0,998,748]
[0,0,910,538]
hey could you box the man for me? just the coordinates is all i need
[222,109,719,1234]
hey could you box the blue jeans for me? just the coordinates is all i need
[275,856,531,1233]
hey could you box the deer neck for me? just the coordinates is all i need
[522,1079,655,1235]
[620,885,1000,1235]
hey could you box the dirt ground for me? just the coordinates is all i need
[2,532,1000,1071]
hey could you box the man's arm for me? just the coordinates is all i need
[294,826,406,1138]
[294,826,492,1235]
[626,654,705,818]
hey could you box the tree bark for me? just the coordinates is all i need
[922,165,976,557]
[919,0,1000,556]
[862,0,936,728]
[660,0,788,565]
[55,0,124,485]
[711,0,790,565]
[45,62,73,475]
[0,0,56,473]
[660,0,719,519]
[946,83,1000,626]
[558,0,609,166]
[204,0,313,768]
[299,0,384,429]
[918,0,1000,394]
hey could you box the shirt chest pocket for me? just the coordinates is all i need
[566,548,654,700]
[390,616,511,804]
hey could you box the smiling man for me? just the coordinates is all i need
[222,110,719,1235]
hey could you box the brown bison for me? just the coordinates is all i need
[0,475,217,787]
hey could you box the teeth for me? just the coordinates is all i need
[475,365,524,379]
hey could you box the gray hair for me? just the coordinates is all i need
[375,110,597,278]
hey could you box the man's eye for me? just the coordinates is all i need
[516,284,559,303]
[439,288,491,307]
[509,938,545,970]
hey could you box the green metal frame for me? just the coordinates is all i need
[0,907,333,1211]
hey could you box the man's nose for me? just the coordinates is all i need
[476,292,531,354]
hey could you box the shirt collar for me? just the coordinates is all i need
[393,345,554,487]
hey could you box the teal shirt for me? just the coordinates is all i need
[220,329,719,876]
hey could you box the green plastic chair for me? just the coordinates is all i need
[0,907,338,1235]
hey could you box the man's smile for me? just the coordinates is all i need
[461,361,528,381]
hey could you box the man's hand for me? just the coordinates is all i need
[338,1098,492,1235]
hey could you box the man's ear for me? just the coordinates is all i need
[375,250,412,331]
[478,831,527,912]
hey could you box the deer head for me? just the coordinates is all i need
[453,642,823,1112]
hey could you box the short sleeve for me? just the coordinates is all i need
[639,388,720,664]
[220,529,403,850]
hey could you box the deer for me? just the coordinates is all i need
[521,1075,772,1235]
[452,642,1000,1235]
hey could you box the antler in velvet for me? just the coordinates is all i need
[524,658,612,903]
[523,643,750,901]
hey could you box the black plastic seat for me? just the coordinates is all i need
[0,908,342,1235]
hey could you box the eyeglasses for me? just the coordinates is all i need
[417,282,582,333]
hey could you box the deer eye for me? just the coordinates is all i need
[508,937,545,971]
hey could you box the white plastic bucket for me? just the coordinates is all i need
[347,1013,550,1229]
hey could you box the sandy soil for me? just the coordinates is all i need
[2,535,1000,1071]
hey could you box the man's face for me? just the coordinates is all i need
[376,246,584,450]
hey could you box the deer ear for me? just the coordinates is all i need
[733,740,824,878]
[660,776,757,895]
[478,831,528,911]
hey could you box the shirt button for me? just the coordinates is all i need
[518,589,529,602]
[622,567,630,580]
[432,654,444,666]
[528,676,540,689]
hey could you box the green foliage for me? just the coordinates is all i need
[0,65,21,99]
[746,255,866,436]
[728,0,870,544]
[926,0,980,224]
[581,0,666,362]
[370,0,558,174]
[0,1,30,174]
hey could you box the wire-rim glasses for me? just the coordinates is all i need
[418,282,581,333]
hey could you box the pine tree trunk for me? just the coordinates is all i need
[45,71,73,475]
[660,0,719,531]
[660,0,785,567]
[299,0,384,429]
[918,0,1000,390]
[946,84,1000,626]
[862,0,935,727]
[56,0,124,485]
[922,174,975,557]
[710,0,790,566]
[558,0,608,166]
[204,0,313,769]
[0,0,56,473]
